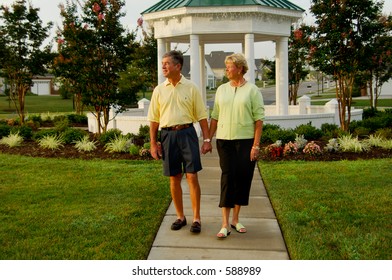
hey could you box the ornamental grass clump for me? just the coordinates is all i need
[74,135,97,152]
[0,132,23,147]
[364,134,385,148]
[37,135,64,150]
[303,141,322,156]
[283,141,298,156]
[338,134,370,153]
[104,134,131,153]
[380,139,392,150]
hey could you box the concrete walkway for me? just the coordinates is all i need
[147,141,290,260]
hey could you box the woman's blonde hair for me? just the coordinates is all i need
[225,53,248,75]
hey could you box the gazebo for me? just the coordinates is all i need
[141,0,304,115]
[87,0,364,134]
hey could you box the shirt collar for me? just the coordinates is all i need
[164,75,184,86]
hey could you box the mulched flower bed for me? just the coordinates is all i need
[1,139,391,161]
[0,140,147,160]
[259,141,392,161]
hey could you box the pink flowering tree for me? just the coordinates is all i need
[288,24,311,105]
[309,0,390,131]
[53,0,139,134]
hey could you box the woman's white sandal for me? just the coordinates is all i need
[217,228,231,238]
[231,223,247,233]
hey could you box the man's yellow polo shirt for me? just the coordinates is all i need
[211,82,265,140]
[148,76,208,128]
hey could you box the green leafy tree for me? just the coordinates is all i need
[309,0,386,131]
[288,25,310,105]
[0,0,53,124]
[54,0,138,134]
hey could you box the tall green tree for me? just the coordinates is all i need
[309,0,385,131]
[54,0,138,134]
[0,0,53,124]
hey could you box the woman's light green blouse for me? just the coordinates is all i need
[211,82,265,140]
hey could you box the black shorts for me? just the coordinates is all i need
[160,126,202,176]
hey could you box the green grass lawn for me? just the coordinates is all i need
[0,95,75,117]
[1,153,390,260]
[0,154,170,259]
[259,159,392,260]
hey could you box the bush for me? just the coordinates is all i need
[129,144,140,156]
[11,125,33,140]
[261,124,296,144]
[33,129,58,140]
[353,126,370,138]
[0,124,11,138]
[54,117,70,132]
[362,108,382,119]
[67,114,88,125]
[303,141,322,156]
[138,125,150,139]
[99,129,123,145]
[320,123,340,139]
[27,114,43,125]
[61,128,88,144]
[294,123,323,140]
[351,110,392,134]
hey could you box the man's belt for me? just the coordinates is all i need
[162,123,193,131]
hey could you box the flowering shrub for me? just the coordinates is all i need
[265,141,283,158]
[283,141,298,156]
[303,141,322,156]
[139,147,151,159]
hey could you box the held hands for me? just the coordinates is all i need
[250,146,260,161]
[201,142,212,154]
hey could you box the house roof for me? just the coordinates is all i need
[142,0,305,14]
[205,51,234,69]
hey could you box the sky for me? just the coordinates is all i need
[2,0,391,59]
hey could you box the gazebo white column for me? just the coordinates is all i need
[275,37,289,115]
[199,43,207,104]
[190,34,202,92]
[244,34,255,83]
[157,38,167,84]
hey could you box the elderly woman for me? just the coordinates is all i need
[209,53,265,238]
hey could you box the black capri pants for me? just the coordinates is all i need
[217,139,256,208]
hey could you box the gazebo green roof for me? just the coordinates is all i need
[141,0,305,14]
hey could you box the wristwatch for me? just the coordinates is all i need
[203,138,211,143]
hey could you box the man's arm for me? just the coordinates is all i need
[199,118,212,154]
[149,121,162,160]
